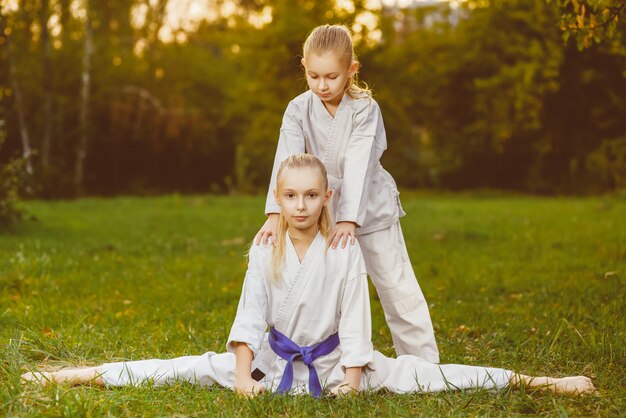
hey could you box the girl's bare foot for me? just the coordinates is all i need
[21,367,104,387]
[511,373,596,396]
[21,371,53,387]
[548,376,596,395]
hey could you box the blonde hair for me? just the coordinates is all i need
[302,24,372,99]
[270,154,333,283]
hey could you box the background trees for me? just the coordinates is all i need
[1,0,625,199]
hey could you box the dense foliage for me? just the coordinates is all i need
[549,0,626,50]
[1,0,625,197]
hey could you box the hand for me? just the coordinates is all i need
[255,214,279,246]
[330,381,359,396]
[331,222,357,249]
[235,375,266,397]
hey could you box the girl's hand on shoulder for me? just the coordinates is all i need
[255,214,279,246]
[235,376,266,397]
[331,222,357,249]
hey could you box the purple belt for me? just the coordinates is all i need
[268,326,340,397]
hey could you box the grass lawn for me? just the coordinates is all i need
[1,193,625,416]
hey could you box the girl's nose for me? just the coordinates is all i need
[319,79,328,90]
[297,196,306,209]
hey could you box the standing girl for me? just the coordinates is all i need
[23,155,595,397]
[255,25,439,363]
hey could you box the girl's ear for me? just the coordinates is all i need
[349,61,359,77]
[301,57,306,69]
[324,188,332,205]
[273,189,281,206]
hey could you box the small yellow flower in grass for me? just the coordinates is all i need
[456,325,470,333]
[41,327,55,338]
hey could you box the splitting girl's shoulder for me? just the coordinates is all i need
[247,239,272,272]
[326,236,368,280]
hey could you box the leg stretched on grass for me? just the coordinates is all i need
[22,365,596,397]
[509,373,596,395]
[22,367,105,387]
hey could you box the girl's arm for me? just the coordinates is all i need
[228,246,269,396]
[332,100,382,246]
[334,243,374,393]
[234,342,265,396]
[226,245,269,358]
[258,102,305,245]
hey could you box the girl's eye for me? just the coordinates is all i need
[329,76,337,80]
[308,193,318,198]
[285,193,294,198]
[309,75,318,79]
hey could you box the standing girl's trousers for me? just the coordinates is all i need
[358,221,439,363]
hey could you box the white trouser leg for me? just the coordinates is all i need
[100,352,236,388]
[364,351,511,393]
[359,222,439,363]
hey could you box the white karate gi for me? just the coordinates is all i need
[100,234,511,394]
[264,90,439,362]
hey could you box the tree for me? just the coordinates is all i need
[0,119,28,231]
[39,0,54,175]
[74,0,94,196]
[1,5,34,177]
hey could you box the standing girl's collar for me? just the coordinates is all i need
[310,90,350,126]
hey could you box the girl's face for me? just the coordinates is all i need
[274,167,331,235]
[302,52,358,107]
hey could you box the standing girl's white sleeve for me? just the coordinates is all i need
[264,102,306,215]
[336,100,381,227]
[226,245,269,356]
[338,243,375,370]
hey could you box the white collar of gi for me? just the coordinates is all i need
[286,230,324,266]
[311,90,350,124]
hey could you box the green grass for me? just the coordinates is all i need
[1,193,625,416]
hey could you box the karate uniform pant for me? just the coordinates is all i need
[99,351,511,394]
[358,221,439,363]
